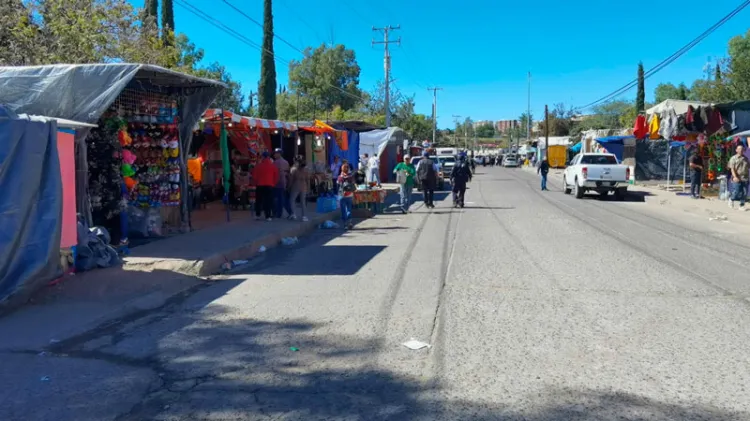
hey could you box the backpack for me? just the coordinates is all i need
[455,161,471,181]
[417,158,436,181]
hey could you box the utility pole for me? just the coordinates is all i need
[544,104,549,164]
[372,25,401,127]
[427,87,442,145]
[452,115,461,148]
[527,72,531,142]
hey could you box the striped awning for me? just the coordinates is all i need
[202,109,297,130]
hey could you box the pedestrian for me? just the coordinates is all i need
[252,152,278,221]
[537,159,550,191]
[272,148,293,219]
[689,150,704,199]
[338,163,356,229]
[416,151,438,208]
[393,155,416,213]
[289,156,311,221]
[451,152,472,208]
[367,153,380,186]
[728,144,749,211]
[360,153,369,175]
[330,155,342,194]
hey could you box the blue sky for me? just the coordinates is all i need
[133,0,750,128]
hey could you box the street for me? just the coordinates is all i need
[3,167,750,421]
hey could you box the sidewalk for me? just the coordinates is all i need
[0,187,400,350]
[524,166,750,227]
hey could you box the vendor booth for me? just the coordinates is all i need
[358,127,409,182]
[0,64,225,246]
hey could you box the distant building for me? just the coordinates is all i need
[472,120,494,129]
[495,119,519,134]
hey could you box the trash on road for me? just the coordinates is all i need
[49,339,60,344]
[40,376,50,382]
[232,259,249,266]
[281,237,299,246]
[319,220,339,229]
[38,351,47,357]
[402,339,431,350]
[709,214,728,222]
[289,347,300,352]
[258,245,267,253]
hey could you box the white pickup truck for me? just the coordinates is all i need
[562,153,630,200]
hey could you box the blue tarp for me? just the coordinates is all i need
[570,142,581,153]
[329,128,361,170]
[0,106,63,309]
[594,135,634,162]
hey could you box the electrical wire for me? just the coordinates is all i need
[175,0,367,103]
[576,0,750,110]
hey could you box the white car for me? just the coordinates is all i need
[562,153,630,200]
[503,156,519,167]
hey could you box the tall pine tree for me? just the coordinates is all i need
[258,0,277,119]
[161,0,174,45]
[715,63,722,81]
[145,0,158,21]
[636,62,645,113]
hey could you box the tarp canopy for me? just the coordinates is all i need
[570,142,582,153]
[646,99,710,116]
[202,108,296,130]
[358,127,405,159]
[0,106,62,309]
[594,136,635,162]
[0,64,226,225]
[537,136,570,147]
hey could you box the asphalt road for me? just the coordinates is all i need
[3,167,750,421]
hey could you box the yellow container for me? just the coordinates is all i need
[547,145,568,168]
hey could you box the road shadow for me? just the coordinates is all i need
[581,190,651,203]
[15,297,745,421]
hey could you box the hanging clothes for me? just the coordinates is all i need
[685,105,696,131]
[659,108,678,140]
[693,106,707,132]
[633,114,648,139]
[648,113,661,139]
[706,106,724,135]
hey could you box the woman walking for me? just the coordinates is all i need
[289,157,311,221]
[338,163,355,229]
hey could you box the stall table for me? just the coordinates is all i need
[353,188,387,214]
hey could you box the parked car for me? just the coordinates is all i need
[562,153,630,200]
[502,155,519,167]
[411,156,445,190]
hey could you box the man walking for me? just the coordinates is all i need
[272,148,293,219]
[537,158,550,191]
[416,151,438,208]
[252,152,278,221]
[393,155,416,213]
[689,150,704,199]
[451,152,472,208]
[728,144,749,211]
[367,153,380,186]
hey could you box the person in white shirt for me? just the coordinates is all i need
[367,154,380,185]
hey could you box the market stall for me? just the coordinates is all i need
[0,64,225,245]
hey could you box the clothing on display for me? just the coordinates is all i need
[648,113,660,139]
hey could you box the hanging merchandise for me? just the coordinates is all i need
[633,114,648,139]
[648,113,661,139]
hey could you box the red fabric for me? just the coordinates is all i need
[253,158,279,187]
[633,115,648,139]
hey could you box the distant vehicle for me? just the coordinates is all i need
[473,155,484,165]
[437,156,456,177]
[411,156,445,190]
[502,155,519,167]
[563,153,630,200]
[436,147,458,157]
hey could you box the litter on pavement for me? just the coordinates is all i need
[258,245,267,253]
[319,220,339,229]
[40,376,50,382]
[232,259,249,266]
[402,339,431,350]
[289,347,300,352]
[281,237,299,246]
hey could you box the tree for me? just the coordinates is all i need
[287,44,363,112]
[161,0,174,44]
[715,63,722,81]
[636,62,645,113]
[144,0,158,21]
[475,123,495,138]
[0,0,40,65]
[654,82,688,103]
[192,62,244,112]
[518,112,533,138]
[257,0,277,119]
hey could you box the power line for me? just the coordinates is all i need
[576,0,750,110]
[220,0,306,55]
[372,25,401,127]
[175,0,367,103]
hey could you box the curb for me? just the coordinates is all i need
[122,210,341,277]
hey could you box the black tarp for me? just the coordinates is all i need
[635,139,691,181]
[0,106,62,308]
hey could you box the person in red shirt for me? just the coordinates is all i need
[252,152,279,221]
